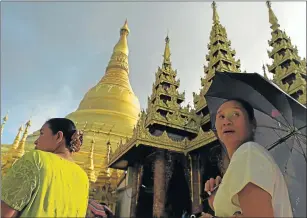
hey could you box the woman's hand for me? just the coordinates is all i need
[204,176,222,210]
[199,211,243,218]
[204,176,222,194]
[200,212,214,218]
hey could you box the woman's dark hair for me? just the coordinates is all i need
[229,98,255,122]
[45,118,77,151]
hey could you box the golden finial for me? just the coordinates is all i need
[107,19,130,71]
[163,34,171,65]
[121,19,130,34]
[3,113,9,122]
[82,121,88,131]
[0,111,9,136]
[11,125,24,150]
[212,1,220,24]
[262,63,269,79]
[266,1,279,30]
[107,140,112,163]
[14,120,31,158]
[87,136,97,183]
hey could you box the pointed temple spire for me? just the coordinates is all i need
[106,19,130,75]
[265,1,306,105]
[86,138,97,183]
[112,19,130,57]
[95,155,111,187]
[10,125,24,151]
[262,64,269,80]
[212,1,220,24]
[2,120,31,176]
[193,1,241,113]
[74,19,140,112]
[266,1,280,31]
[1,125,24,176]
[0,112,9,137]
[14,120,31,159]
[144,35,199,135]
[163,35,171,65]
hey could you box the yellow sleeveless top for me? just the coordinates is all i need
[2,150,89,217]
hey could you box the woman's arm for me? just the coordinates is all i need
[238,182,274,218]
[1,201,19,218]
[1,151,39,218]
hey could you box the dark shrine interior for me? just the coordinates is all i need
[136,143,223,218]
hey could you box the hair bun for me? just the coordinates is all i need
[70,130,84,152]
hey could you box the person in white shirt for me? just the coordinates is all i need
[201,99,293,218]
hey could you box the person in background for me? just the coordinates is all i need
[201,99,292,218]
[1,118,89,218]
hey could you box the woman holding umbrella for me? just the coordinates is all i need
[201,98,293,218]
[198,71,307,218]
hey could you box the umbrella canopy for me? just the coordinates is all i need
[88,200,113,218]
[204,72,306,217]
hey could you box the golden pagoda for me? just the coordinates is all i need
[266,1,306,105]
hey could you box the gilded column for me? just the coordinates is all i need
[153,150,166,218]
[191,153,201,213]
[130,162,139,218]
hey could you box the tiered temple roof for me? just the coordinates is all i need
[266,1,306,105]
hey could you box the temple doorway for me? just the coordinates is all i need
[165,159,192,218]
[136,163,153,218]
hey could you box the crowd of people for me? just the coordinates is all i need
[1,98,294,217]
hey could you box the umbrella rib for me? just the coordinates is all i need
[268,125,307,151]
[257,125,289,133]
[293,134,307,162]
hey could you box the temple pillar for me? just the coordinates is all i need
[191,153,202,213]
[130,163,139,218]
[153,150,166,218]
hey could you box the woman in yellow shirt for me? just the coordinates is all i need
[1,118,89,218]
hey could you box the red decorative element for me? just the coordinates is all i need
[88,200,112,218]
[271,109,281,118]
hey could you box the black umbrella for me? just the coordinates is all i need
[204,72,306,218]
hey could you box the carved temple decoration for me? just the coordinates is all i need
[145,35,199,134]
[193,1,241,114]
[266,1,307,105]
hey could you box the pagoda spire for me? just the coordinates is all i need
[1,125,24,176]
[212,1,220,24]
[14,120,31,159]
[262,64,270,80]
[10,125,24,151]
[266,1,280,31]
[106,19,130,74]
[94,141,111,187]
[163,35,171,66]
[0,112,9,137]
[265,1,306,105]
[144,35,198,135]
[193,1,241,113]
[86,138,97,183]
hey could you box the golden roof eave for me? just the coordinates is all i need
[108,123,217,169]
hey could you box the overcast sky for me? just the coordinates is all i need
[1,1,306,144]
